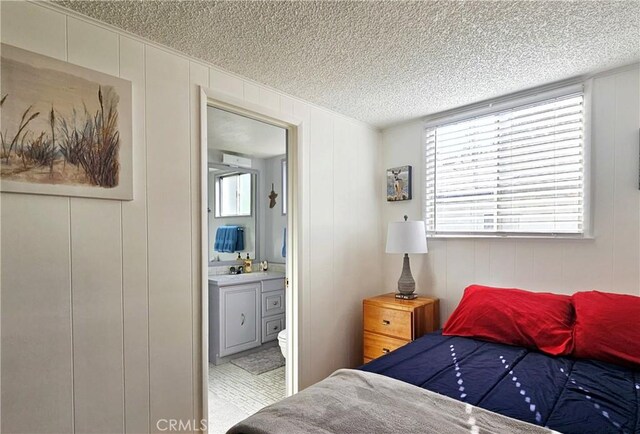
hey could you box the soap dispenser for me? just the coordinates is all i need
[244,253,253,273]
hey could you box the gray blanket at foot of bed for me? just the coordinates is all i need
[226,369,558,434]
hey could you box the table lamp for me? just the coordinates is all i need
[386,215,428,299]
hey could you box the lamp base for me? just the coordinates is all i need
[397,253,416,295]
[395,293,418,300]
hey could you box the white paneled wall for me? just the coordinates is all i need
[381,66,640,322]
[0,2,382,433]
[1,195,73,433]
[144,45,194,428]
[119,34,150,434]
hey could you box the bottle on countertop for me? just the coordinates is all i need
[236,252,242,263]
[261,260,269,271]
[244,253,253,273]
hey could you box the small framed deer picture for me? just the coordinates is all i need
[386,165,412,201]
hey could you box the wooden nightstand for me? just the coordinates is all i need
[362,293,439,363]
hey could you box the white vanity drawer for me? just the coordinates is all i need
[262,314,284,343]
[262,278,285,293]
[261,290,285,317]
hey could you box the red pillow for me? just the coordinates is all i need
[443,285,574,356]
[572,291,640,368]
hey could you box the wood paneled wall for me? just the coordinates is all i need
[0,2,383,433]
[381,66,640,322]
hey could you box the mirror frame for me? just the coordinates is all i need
[208,162,260,265]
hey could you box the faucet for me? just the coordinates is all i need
[229,265,244,275]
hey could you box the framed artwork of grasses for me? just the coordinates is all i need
[0,44,132,200]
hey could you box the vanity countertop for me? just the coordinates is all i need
[208,271,285,286]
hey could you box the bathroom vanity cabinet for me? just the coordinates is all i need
[218,283,261,357]
[209,272,285,364]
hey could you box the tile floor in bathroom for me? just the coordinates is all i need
[208,362,286,434]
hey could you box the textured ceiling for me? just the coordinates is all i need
[56,1,640,128]
[208,107,286,158]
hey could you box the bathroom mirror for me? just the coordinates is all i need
[208,163,259,263]
[207,105,288,267]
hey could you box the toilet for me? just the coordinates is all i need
[277,329,287,359]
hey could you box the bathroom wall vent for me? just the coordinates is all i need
[222,153,252,168]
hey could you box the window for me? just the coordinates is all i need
[215,173,252,217]
[425,87,586,236]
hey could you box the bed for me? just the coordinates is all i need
[228,286,640,434]
[361,331,639,434]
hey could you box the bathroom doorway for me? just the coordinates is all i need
[200,88,301,434]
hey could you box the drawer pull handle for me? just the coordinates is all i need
[382,348,390,354]
[273,325,279,331]
[382,320,390,325]
[273,301,278,306]
[241,313,245,326]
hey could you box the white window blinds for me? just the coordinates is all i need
[425,90,586,236]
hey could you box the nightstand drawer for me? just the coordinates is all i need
[363,304,412,340]
[363,331,409,360]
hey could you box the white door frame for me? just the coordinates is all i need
[199,87,303,428]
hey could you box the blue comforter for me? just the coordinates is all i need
[361,331,639,434]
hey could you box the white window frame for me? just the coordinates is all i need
[214,172,253,218]
[423,81,593,239]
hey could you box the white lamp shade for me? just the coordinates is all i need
[386,220,428,254]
